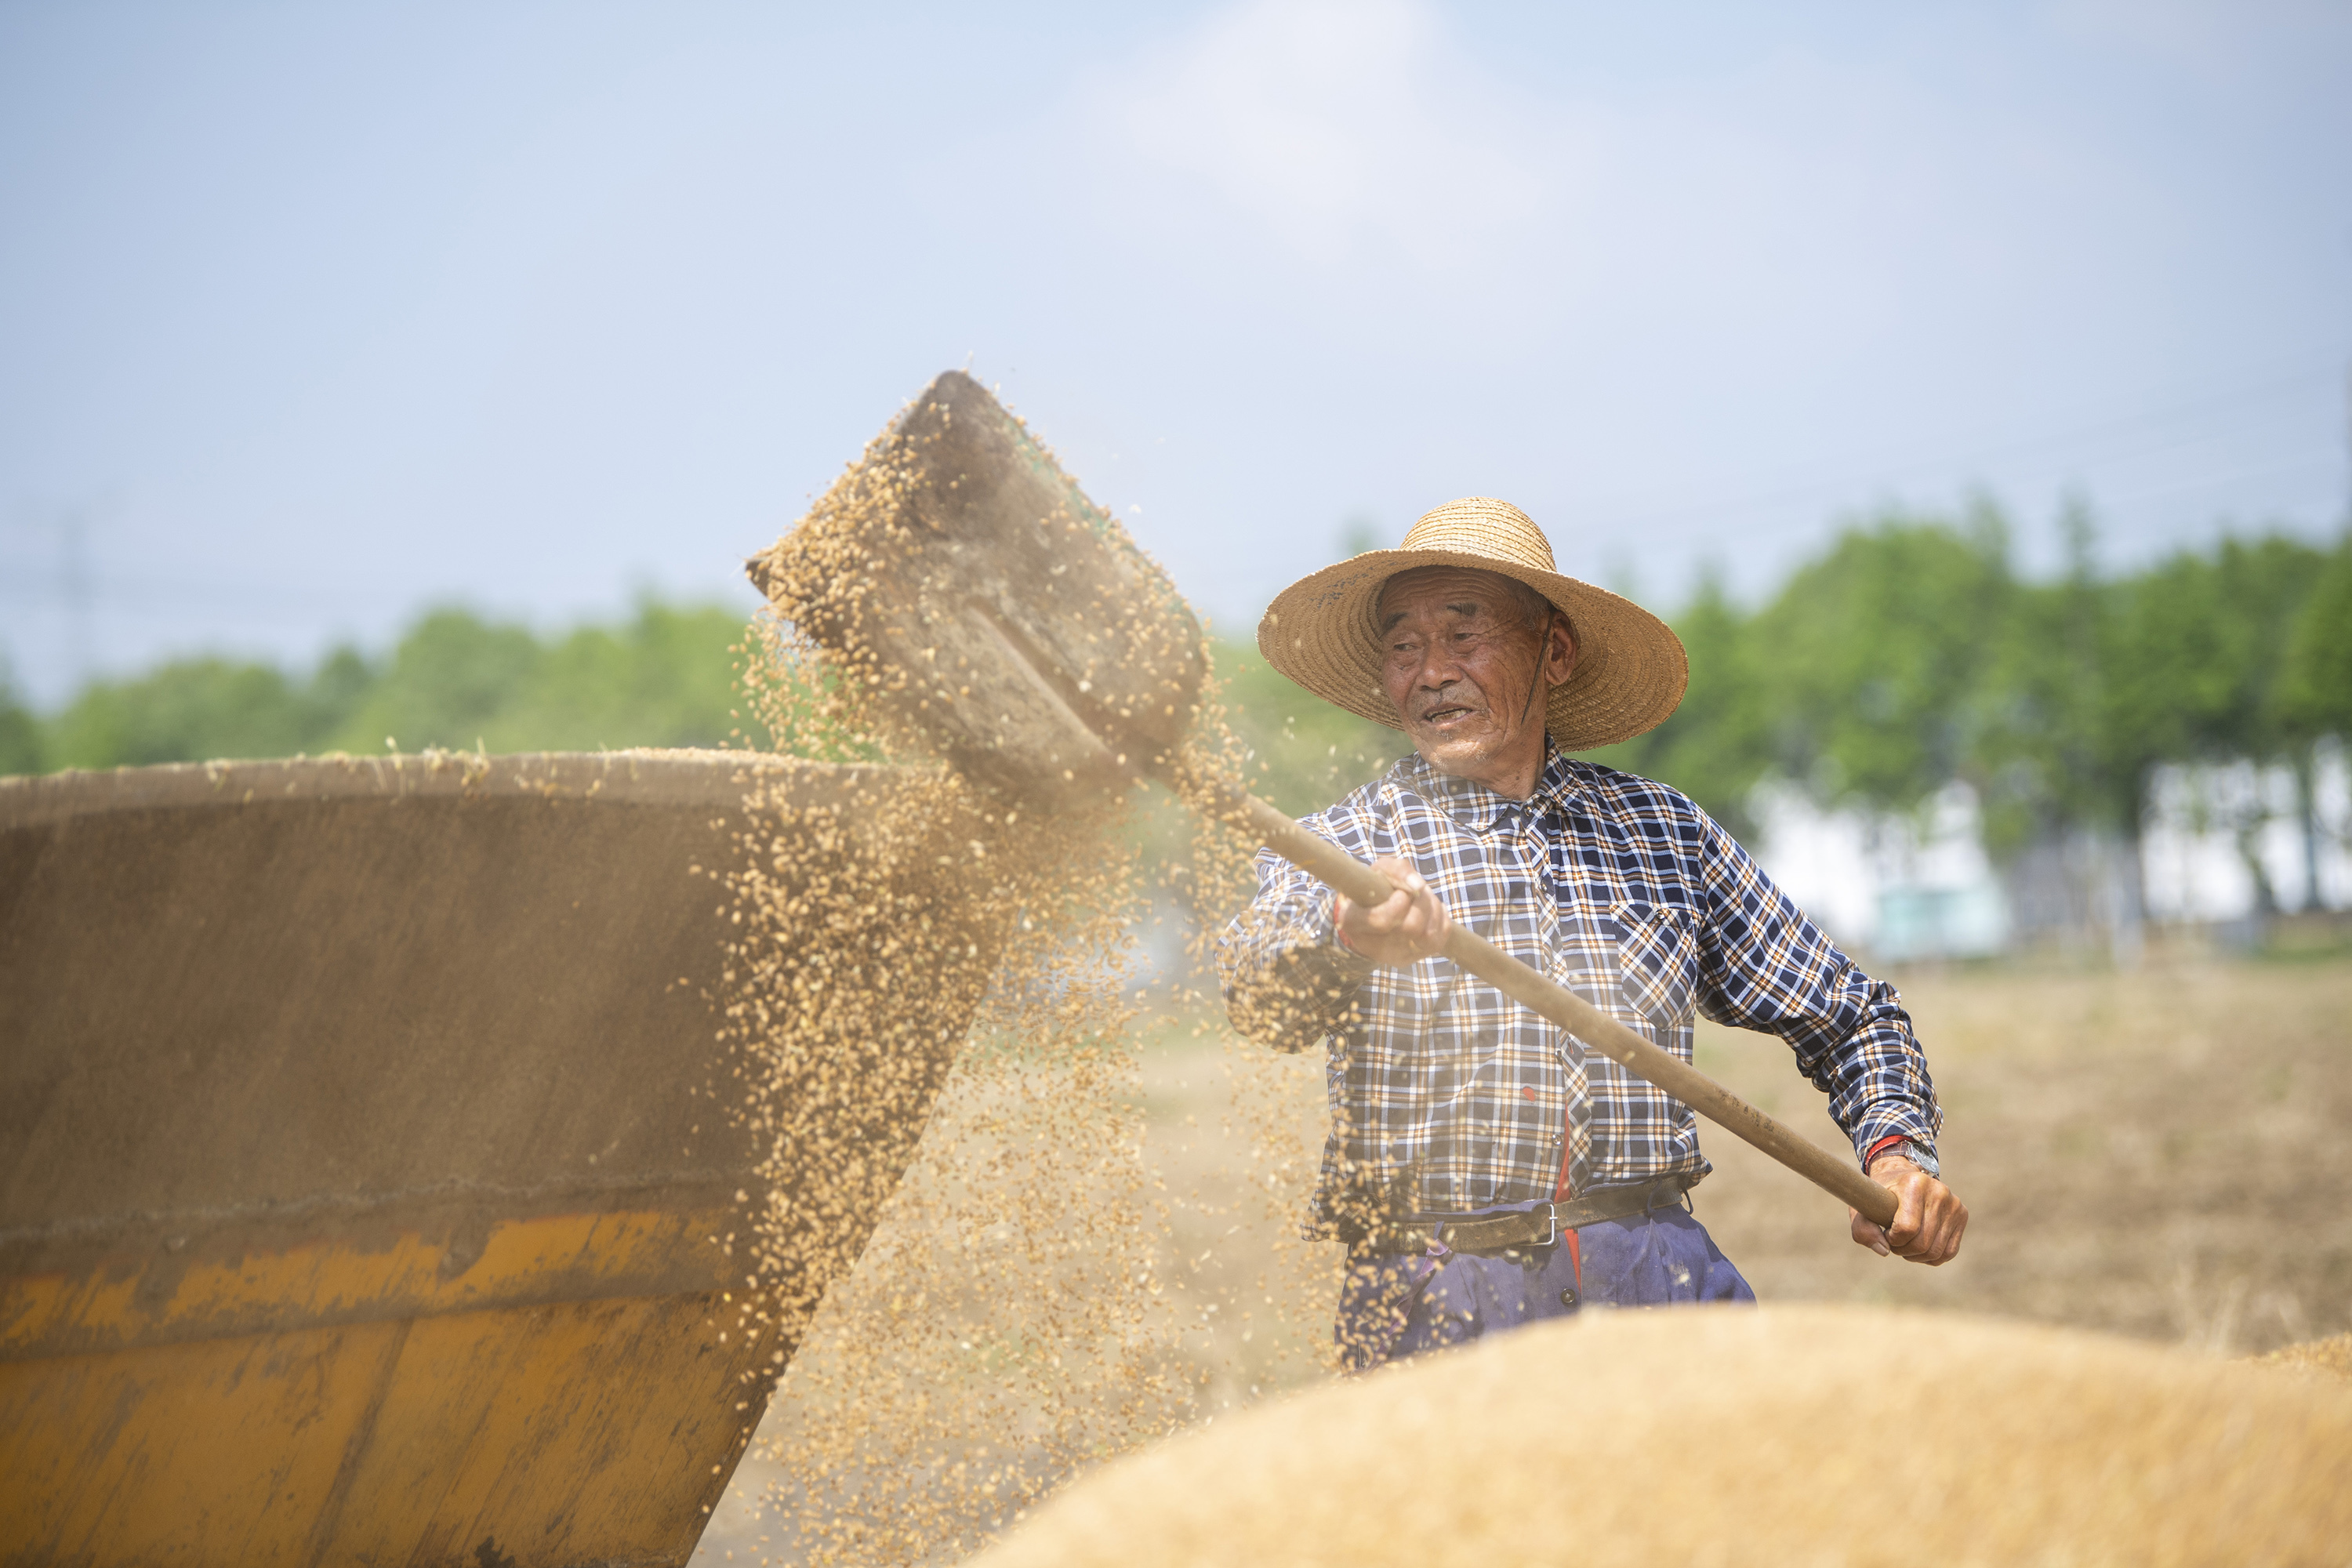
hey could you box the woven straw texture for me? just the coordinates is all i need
[1256,497,1687,750]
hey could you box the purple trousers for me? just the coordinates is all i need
[1334,1205,1755,1372]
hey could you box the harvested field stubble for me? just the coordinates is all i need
[1690,956,2352,1353]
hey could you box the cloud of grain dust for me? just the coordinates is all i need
[710,439,1348,1565]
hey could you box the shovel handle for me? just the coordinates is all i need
[1235,793,1901,1230]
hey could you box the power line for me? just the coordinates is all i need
[0,570,387,616]
[2095,452,2347,512]
[1596,358,2341,538]
[59,510,92,688]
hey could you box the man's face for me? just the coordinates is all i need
[1377,566,1574,786]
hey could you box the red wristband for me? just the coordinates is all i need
[1863,1134,1913,1170]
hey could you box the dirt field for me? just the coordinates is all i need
[692,952,2352,1563]
[1693,953,2352,1350]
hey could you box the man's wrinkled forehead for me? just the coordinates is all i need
[1376,565,1524,633]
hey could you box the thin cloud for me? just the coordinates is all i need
[1083,0,1551,274]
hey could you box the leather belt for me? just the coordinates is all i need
[1361,1171,1700,1257]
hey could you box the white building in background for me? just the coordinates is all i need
[1145,745,2352,986]
[1748,781,2009,964]
[2141,742,2352,926]
[1743,740,2352,964]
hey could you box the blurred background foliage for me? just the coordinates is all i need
[6,508,2350,900]
[2,598,750,773]
[1236,507,2351,880]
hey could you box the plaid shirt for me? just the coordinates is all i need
[1215,743,1940,1235]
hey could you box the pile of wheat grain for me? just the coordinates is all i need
[973,1302,2352,1567]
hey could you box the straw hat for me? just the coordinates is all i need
[1257,497,1687,750]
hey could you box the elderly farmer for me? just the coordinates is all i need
[1216,498,1966,1370]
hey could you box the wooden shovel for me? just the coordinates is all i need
[748,370,1901,1230]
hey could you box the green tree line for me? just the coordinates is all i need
[1232,505,2352,916]
[9,510,2350,922]
[0,599,753,775]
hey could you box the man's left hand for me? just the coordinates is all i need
[1848,1154,1966,1265]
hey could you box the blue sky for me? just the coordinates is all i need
[3,1,2347,703]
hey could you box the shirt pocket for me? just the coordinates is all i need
[1608,899,1699,1035]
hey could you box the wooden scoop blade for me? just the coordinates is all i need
[750,372,1206,808]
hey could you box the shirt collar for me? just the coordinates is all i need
[1402,738,1582,832]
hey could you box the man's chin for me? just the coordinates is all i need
[1409,728,1503,778]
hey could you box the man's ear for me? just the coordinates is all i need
[1548,613,1577,682]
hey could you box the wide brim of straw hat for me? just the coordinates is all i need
[1257,497,1688,750]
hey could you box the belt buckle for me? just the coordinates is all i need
[1536,1204,1559,1247]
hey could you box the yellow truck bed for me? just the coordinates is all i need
[0,751,968,1566]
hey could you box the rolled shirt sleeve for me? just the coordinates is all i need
[1690,809,1943,1167]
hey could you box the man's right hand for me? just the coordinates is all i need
[1849,1153,1967,1265]
[1334,857,1451,967]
